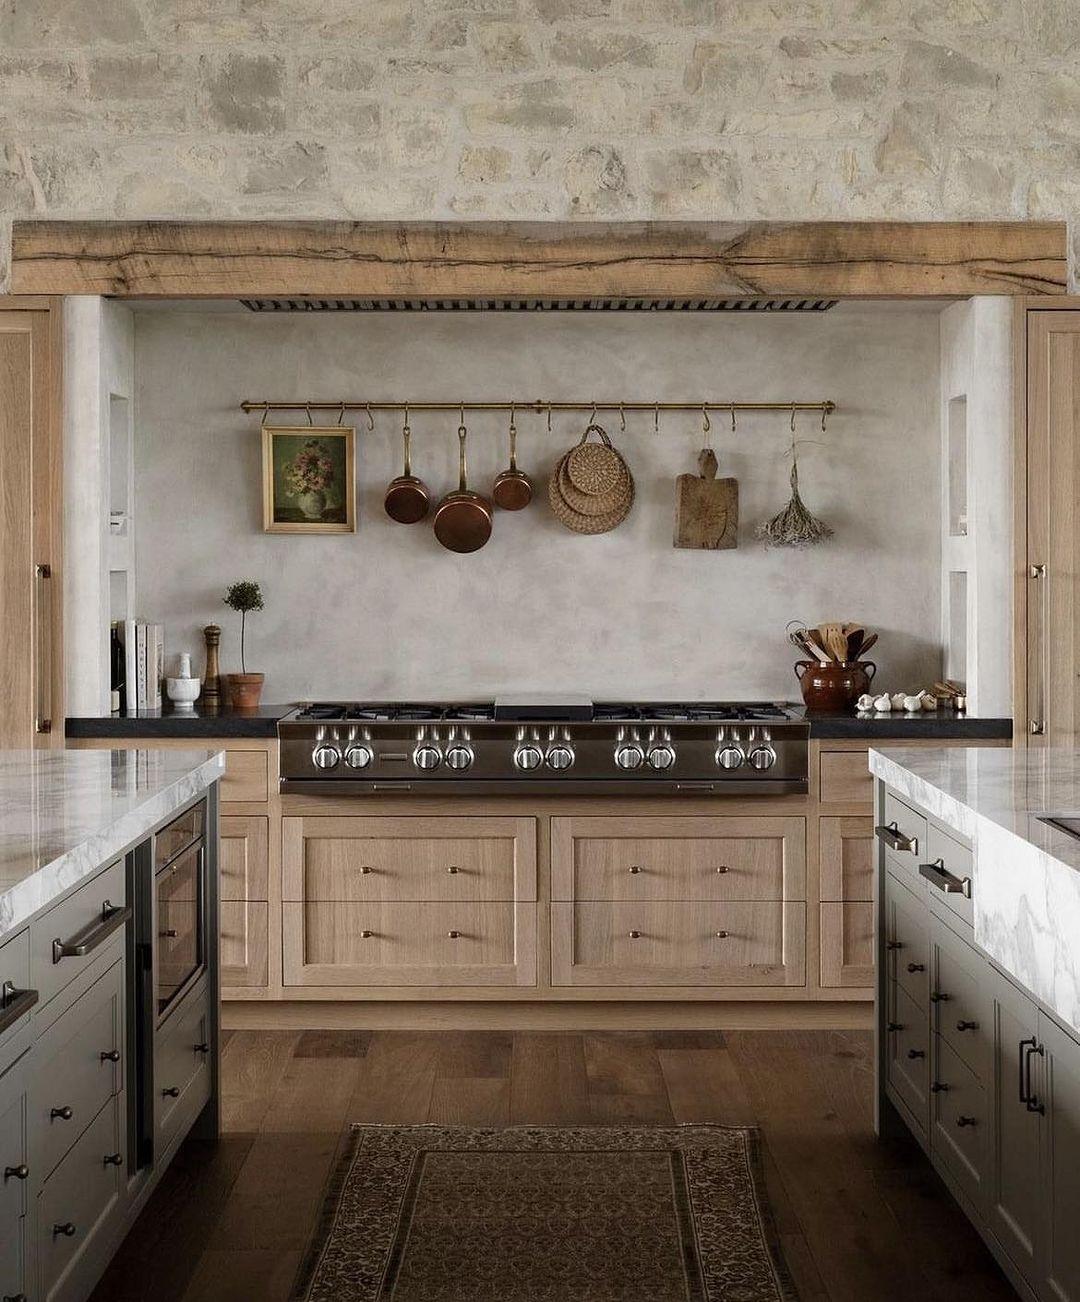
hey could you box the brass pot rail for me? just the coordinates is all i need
[240,399,836,429]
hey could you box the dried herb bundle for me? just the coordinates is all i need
[756,455,833,549]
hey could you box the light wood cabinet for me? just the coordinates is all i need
[0,300,63,750]
[818,749,875,805]
[819,902,873,988]
[819,816,874,902]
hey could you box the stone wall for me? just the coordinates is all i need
[1,0,1077,285]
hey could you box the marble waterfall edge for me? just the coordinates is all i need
[0,748,225,942]
[870,746,1080,1036]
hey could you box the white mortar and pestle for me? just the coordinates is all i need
[166,652,201,711]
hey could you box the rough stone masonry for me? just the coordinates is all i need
[0,0,1078,286]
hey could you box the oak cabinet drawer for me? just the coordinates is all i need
[221,901,269,988]
[284,901,537,988]
[923,824,974,931]
[0,930,32,1051]
[819,816,874,903]
[156,988,211,1153]
[551,901,805,988]
[221,749,269,803]
[0,1050,30,1229]
[31,859,127,1009]
[220,816,269,902]
[39,1095,123,1302]
[551,817,805,902]
[886,982,929,1136]
[884,870,930,1012]
[819,902,874,988]
[33,958,123,1180]
[283,816,536,903]
[819,750,873,805]
[931,1035,988,1211]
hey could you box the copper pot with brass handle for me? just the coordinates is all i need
[384,408,430,524]
[433,422,493,554]
[492,407,532,511]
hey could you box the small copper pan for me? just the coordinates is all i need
[433,423,492,553]
[492,408,532,511]
[384,411,430,523]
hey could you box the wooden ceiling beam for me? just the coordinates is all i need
[7,219,1068,299]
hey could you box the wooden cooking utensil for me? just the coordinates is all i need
[492,411,532,511]
[674,448,738,550]
[433,423,493,553]
[384,416,430,524]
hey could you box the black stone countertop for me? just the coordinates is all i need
[795,707,1012,740]
[65,701,296,739]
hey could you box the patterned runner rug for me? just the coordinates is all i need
[291,1124,799,1302]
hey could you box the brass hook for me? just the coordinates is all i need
[702,404,711,445]
[402,402,410,435]
[821,404,829,433]
[508,401,517,436]
[305,402,313,427]
[790,403,797,434]
[337,401,346,426]
[460,401,466,429]
[654,402,660,435]
[590,400,598,425]
[366,402,374,432]
[546,403,553,434]
[260,405,270,428]
[619,402,626,432]
[730,403,737,434]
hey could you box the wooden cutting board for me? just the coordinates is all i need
[674,448,738,549]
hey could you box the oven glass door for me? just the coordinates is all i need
[156,840,204,1017]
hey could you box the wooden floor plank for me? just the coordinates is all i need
[658,1045,757,1125]
[259,1056,364,1134]
[180,1249,302,1302]
[219,1030,301,1133]
[508,1033,591,1125]
[347,1031,440,1124]
[427,1076,510,1125]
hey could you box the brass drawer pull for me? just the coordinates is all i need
[447,930,461,939]
[447,866,460,874]
[3,1164,29,1182]
[0,983,38,1034]
[50,1106,73,1121]
[628,929,641,939]
[53,901,132,964]
[359,866,373,875]
[876,822,918,854]
[359,930,374,939]
[53,1223,76,1238]
[918,858,972,898]
[162,1086,181,1098]
[907,1048,925,1060]
[715,866,730,874]
[100,1049,121,1063]
[714,930,729,939]
[628,865,642,874]
[956,1019,979,1032]
[103,1152,123,1167]
[159,929,179,939]
[906,962,925,974]
[956,1116,977,1128]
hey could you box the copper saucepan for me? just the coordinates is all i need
[433,422,492,553]
[492,407,532,511]
[384,408,430,523]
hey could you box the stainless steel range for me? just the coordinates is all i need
[278,698,808,796]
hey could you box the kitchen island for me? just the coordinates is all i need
[0,747,224,1302]
[872,745,1080,1302]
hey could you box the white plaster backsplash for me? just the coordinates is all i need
[134,304,944,701]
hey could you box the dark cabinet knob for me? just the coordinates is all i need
[907,1048,926,1060]
[3,1163,29,1181]
[162,1086,181,1098]
[930,1082,949,1093]
[886,940,903,951]
[930,992,949,1003]
[159,929,178,939]
[103,1152,123,1167]
[886,1022,904,1033]
[50,1106,73,1121]
[907,962,925,973]
[3,1291,28,1300]
[194,1042,210,1054]
[956,1019,979,1031]
[956,1115,977,1128]
[53,1222,76,1238]
[100,1049,121,1063]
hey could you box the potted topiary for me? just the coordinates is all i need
[223,579,265,709]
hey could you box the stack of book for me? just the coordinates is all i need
[117,620,164,713]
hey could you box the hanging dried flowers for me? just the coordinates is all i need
[756,408,833,548]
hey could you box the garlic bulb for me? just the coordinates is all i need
[902,694,923,712]
[873,693,892,712]
[890,692,907,711]
[856,693,876,712]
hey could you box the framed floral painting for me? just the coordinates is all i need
[261,425,356,533]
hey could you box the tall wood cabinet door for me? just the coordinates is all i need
[1038,1011,1080,1302]
[988,965,1042,1286]
[0,302,62,749]
[1027,311,1080,745]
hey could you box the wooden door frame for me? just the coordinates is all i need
[5,219,1069,300]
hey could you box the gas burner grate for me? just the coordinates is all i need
[592,703,793,724]
[296,702,496,723]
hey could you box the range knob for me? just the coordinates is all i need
[545,743,575,771]
[748,743,777,771]
[647,743,676,771]
[614,742,645,771]
[715,727,744,771]
[445,743,474,772]
[413,742,442,771]
[343,742,373,770]
[312,743,340,770]
[513,743,544,772]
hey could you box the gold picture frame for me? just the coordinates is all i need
[261,425,356,534]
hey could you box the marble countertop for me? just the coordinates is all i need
[0,748,225,944]
[870,746,1080,1034]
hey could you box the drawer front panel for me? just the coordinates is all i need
[34,959,123,1179]
[931,922,989,1082]
[886,981,929,1134]
[0,930,32,1050]
[885,870,929,1011]
[31,859,127,1008]
[154,801,205,870]
[221,901,269,988]
[221,749,269,803]
[551,901,805,987]
[819,816,874,902]
[924,824,974,931]
[931,1035,988,1209]
[284,901,536,988]
[880,793,927,883]
[819,750,874,805]
[0,1053,29,1227]
[39,1095,123,1302]
[551,817,805,902]
[156,989,211,1151]
[220,816,269,902]
[0,1212,26,1302]
[283,817,536,903]
[819,902,874,988]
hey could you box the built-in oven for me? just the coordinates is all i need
[154,801,207,1019]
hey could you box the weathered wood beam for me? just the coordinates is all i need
[8,219,1068,299]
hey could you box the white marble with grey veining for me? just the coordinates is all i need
[870,746,1080,1034]
[0,748,224,944]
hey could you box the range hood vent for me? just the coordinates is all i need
[239,297,838,313]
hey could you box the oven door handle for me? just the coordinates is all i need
[52,901,132,964]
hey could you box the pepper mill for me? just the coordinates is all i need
[202,624,222,707]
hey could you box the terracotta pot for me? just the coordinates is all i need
[794,660,876,713]
[228,672,264,710]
